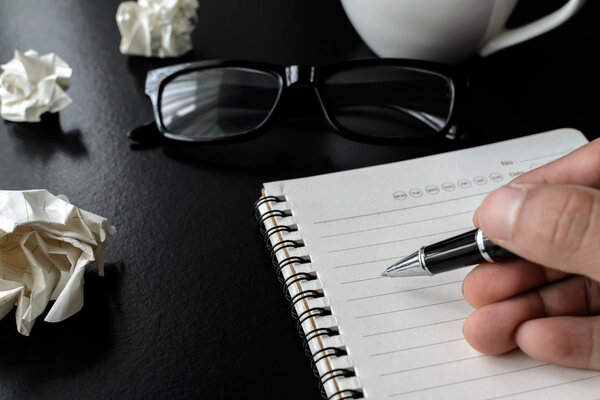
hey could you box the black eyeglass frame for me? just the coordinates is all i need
[142,58,465,145]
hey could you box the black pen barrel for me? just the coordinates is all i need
[423,229,483,274]
[423,228,514,274]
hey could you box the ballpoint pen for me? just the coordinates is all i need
[381,228,515,277]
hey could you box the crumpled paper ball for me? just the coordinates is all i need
[0,49,72,122]
[0,190,116,336]
[116,0,199,58]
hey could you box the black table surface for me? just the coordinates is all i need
[0,1,598,399]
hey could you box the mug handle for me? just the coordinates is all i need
[479,0,586,57]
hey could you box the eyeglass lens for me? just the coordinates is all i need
[159,67,281,140]
[320,66,454,139]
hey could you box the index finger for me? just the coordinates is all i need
[462,258,569,308]
[512,137,600,187]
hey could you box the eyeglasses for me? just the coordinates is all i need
[129,59,463,144]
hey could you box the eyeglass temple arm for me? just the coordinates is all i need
[128,120,164,144]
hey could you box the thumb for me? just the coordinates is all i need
[475,183,600,282]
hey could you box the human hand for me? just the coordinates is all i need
[462,138,600,370]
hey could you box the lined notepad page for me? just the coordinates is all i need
[263,129,600,399]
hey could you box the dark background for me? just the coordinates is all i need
[0,1,597,399]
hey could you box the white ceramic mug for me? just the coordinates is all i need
[341,0,586,63]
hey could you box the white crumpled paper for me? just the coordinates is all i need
[0,190,116,336]
[0,50,72,122]
[116,0,199,58]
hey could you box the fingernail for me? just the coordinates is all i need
[477,184,526,241]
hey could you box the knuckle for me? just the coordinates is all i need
[577,193,599,254]
[522,188,598,267]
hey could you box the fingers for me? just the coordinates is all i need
[515,316,600,370]
[474,183,600,281]
[463,259,568,308]
[472,138,600,224]
[464,139,600,370]
[463,275,600,355]
[513,137,600,187]
[463,290,543,355]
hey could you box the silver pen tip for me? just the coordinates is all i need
[381,270,388,277]
[385,250,430,277]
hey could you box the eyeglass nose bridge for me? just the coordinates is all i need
[285,65,317,88]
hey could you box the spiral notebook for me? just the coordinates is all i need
[255,128,600,399]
